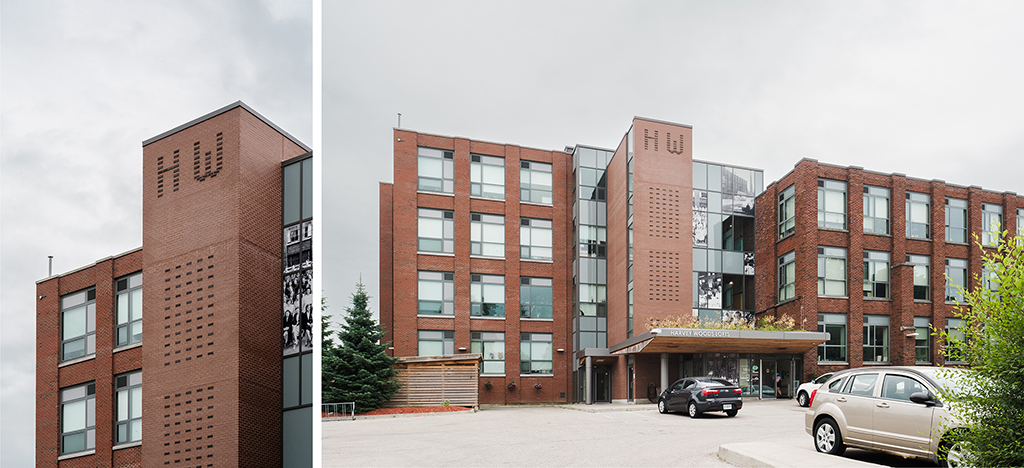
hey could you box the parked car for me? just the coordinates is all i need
[805,366,967,466]
[658,377,743,418]
[795,373,834,407]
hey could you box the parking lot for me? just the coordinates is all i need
[322,399,938,467]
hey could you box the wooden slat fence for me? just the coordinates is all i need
[388,355,481,408]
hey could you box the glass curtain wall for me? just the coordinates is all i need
[282,155,312,468]
[692,161,762,324]
[572,146,612,353]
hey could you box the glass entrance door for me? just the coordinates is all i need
[761,359,777,399]
[593,366,611,403]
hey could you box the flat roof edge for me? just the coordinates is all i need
[143,101,311,152]
[36,246,143,284]
[634,116,693,129]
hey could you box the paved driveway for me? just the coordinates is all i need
[322,399,936,467]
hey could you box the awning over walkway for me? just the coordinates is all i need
[609,328,830,355]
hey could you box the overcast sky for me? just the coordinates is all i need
[324,1,1024,322]
[0,1,311,464]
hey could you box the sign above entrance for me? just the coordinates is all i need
[609,327,830,356]
[655,328,739,339]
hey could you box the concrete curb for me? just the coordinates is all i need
[324,408,476,422]
[719,442,881,468]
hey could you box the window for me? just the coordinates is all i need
[914,317,930,363]
[115,273,143,347]
[470,213,504,257]
[282,353,313,409]
[418,330,454,356]
[778,251,795,302]
[818,179,847,230]
[862,251,889,299]
[907,254,930,300]
[520,160,553,205]
[417,147,454,194]
[470,274,505,317]
[520,277,553,319]
[862,185,890,235]
[982,264,1000,296]
[471,332,505,374]
[470,154,504,199]
[282,157,312,225]
[418,208,454,253]
[863,315,890,362]
[61,288,96,361]
[905,192,930,239]
[778,185,795,238]
[945,198,968,243]
[578,225,606,258]
[818,313,847,362]
[842,373,878,397]
[1018,208,1024,245]
[982,203,1002,246]
[520,218,552,260]
[945,258,967,303]
[418,271,454,315]
[115,371,142,445]
[817,247,847,297]
[61,382,95,454]
[881,374,926,401]
[520,332,552,374]
[945,318,966,363]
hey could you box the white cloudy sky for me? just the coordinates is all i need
[324,1,1024,320]
[0,1,311,465]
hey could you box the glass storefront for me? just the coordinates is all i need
[678,353,802,399]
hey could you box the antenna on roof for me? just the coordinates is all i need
[48,256,53,277]
[397,113,402,128]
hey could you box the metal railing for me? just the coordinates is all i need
[322,402,356,420]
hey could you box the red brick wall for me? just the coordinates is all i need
[382,129,573,404]
[757,158,1024,380]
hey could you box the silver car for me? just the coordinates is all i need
[805,366,966,466]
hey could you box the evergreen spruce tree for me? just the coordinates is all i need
[322,282,399,412]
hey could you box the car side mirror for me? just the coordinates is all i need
[909,391,936,407]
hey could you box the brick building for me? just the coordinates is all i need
[380,117,830,405]
[35,102,314,467]
[756,158,1024,383]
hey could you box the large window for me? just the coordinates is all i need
[817,246,847,297]
[944,318,966,363]
[520,277,553,319]
[818,179,847,230]
[863,315,890,363]
[61,288,96,361]
[115,371,142,445]
[418,330,454,356]
[470,274,505,317]
[470,213,504,257]
[418,208,454,254]
[578,225,606,258]
[520,332,552,375]
[471,332,505,375]
[914,317,930,363]
[115,273,143,348]
[905,192,930,239]
[470,154,504,199]
[862,251,889,299]
[945,258,967,303]
[778,251,795,302]
[945,198,968,243]
[862,185,890,235]
[417,147,454,194]
[520,218,552,261]
[907,254,930,300]
[418,271,454,315]
[778,185,795,238]
[282,157,312,225]
[818,313,847,362]
[982,203,1002,246]
[520,160,553,205]
[61,382,95,454]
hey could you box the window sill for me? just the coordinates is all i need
[775,297,799,307]
[778,232,795,243]
[113,342,143,354]
[862,361,891,366]
[417,251,455,257]
[471,316,505,320]
[470,255,505,260]
[520,201,553,208]
[906,236,932,242]
[58,450,95,461]
[417,314,454,319]
[862,297,891,302]
[520,374,553,378]
[470,195,505,202]
[863,232,891,238]
[818,296,849,299]
[945,241,969,246]
[521,318,554,322]
[59,355,96,368]
[113,441,142,451]
[816,362,849,366]
[818,227,849,233]
[915,362,932,365]
[416,190,454,197]
[520,258,553,264]
[914,299,932,303]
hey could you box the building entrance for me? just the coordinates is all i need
[592,366,611,403]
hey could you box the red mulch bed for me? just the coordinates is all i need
[323,406,471,418]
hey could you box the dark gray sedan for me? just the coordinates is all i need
[658,377,743,418]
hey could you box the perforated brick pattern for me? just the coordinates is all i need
[647,250,681,301]
[647,186,681,238]
[161,255,215,367]
[161,385,216,466]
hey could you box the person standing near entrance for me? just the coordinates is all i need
[776,373,782,397]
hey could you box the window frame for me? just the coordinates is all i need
[817,246,847,297]
[520,332,553,375]
[945,197,968,243]
[470,274,505,317]
[520,277,553,319]
[520,218,553,261]
[61,288,96,362]
[862,185,890,235]
[417,147,454,194]
[114,371,142,445]
[914,317,930,363]
[982,203,1002,247]
[778,251,796,302]
[863,315,890,363]
[817,313,848,363]
[417,271,454,316]
[470,213,505,258]
[905,192,931,239]
[417,330,455,356]
[945,258,967,303]
[520,160,553,205]
[817,179,847,230]
[906,254,930,301]
[470,154,505,200]
[115,273,143,348]
[862,251,890,299]
[417,208,454,254]
[470,331,505,375]
[944,318,966,363]
[778,185,795,238]
[61,382,96,455]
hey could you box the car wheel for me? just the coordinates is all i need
[797,392,809,407]
[658,399,668,414]
[813,418,846,455]
[725,410,738,417]
[687,401,701,418]
[938,439,965,468]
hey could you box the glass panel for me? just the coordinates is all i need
[63,306,86,340]
[301,353,313,405]
[419,217,443,238]
[419,341,444,356]
[130,419,142,442]
[117,389,129,420]
[63,400,86,431]
[283,356,299,407]
[301,158,312,219]
[283,163,301,225]
[117,294,129,324]
[130,289,142,321]
[130,387,141,417]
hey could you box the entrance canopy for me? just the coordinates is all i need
[610,328,829,355]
